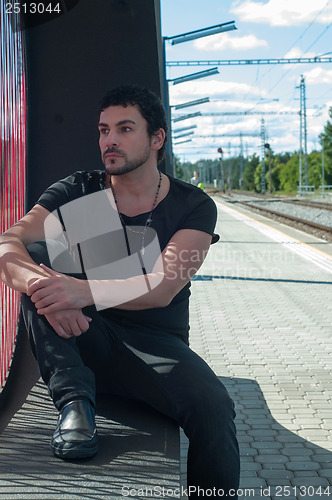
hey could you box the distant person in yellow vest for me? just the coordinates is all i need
[190,170,200,186]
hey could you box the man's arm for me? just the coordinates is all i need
[0,205,92,337]
[0,205,53,292]
[27,228,212,313]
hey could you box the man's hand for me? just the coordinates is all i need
[27,263,93,314]
[44,308,92,339]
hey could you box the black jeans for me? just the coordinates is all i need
[21,241,240,497]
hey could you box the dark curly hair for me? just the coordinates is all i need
[98,84,168,163]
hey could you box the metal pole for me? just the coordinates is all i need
[299,76,308,191]
[269,152,272,193]
[239,132,244,189]
[162,38,174,176]
[261,118,266,194]
[302,76,308,186]
[322,142,325,198]
[218,148,224,191]
[299,77,303,193]
[228,142,231,191]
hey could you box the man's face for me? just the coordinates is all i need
[98,104,153,175]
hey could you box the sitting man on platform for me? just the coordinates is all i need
[0,84,239,497]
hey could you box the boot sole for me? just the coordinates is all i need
[51,437,98,460]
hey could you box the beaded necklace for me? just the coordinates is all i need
[109,170,162,255]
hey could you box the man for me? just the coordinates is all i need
[0,85,239,496]
[190,170,200,186]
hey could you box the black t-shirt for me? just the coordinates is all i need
[37,170,217,341]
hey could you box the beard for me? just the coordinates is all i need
[103,145,151,176]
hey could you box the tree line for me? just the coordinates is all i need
[175,107,332,194]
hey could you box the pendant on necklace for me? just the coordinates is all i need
[110,170,162,259]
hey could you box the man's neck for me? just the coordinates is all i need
[106,167,169,217]
[108,166,159,195]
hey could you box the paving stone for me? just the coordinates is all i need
[293,471,319,478]
[275,434,304,443]
[286,462,321,471]
[258,470,295,479]
[240,456,257,464]
[239,478,267,488]
[272,423,301,431]
[293,418,323,425]
[240,448,258,457]
[240,471,259,478]
[318,469,332,480]
[237,435,255,443]
[291,477,330,487]
[299,424,325,430]
[255,455,289,464]
[306,442,332,451]
[313,454,332,463]
[257,449,285,456]
[236,423,251,431]
[262,464,292,471]
[313,411,332,418]
[282,450,317,462]
[297,430,330,440]
[247,430,278,438]
[270,495,296,500]
[241,462,263,472]
[266,479,293,487]
[286,444,316,451]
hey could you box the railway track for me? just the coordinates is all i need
[280,199,332,212]
[214,193,332,241]
[228,190,332,212]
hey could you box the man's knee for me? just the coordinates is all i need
[26,240,51,267]
[183,378,236,425]
[203,383,235,419]
[26,240,82,275]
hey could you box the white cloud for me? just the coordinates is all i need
[231,0,332,26]
[283,48,318,59]
[193,33,268,51]
[170,79,265,103]
[303,67,332,84]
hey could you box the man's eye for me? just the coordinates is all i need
[121,127,131,132]
[100,128,109,135]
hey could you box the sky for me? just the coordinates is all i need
[160,0,332,163]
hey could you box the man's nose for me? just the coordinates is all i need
[105,130,119,147]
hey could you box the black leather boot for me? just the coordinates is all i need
[51,400,98,459]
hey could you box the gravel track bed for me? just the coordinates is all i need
[244,200,332,229]
[212,192,332,240]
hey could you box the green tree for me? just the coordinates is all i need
[254,162,263,192]
[266,157,282,193]
[174,155,184,180]
[243,154,259,191]
[319,106,332,185]
[279,154,299,192]
[275,152,292,164]
[308,151,323,188]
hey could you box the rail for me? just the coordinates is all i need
[235,201,332,237]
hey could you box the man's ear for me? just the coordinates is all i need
[151,128,166,151]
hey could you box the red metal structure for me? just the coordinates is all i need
[0,7,27,389]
